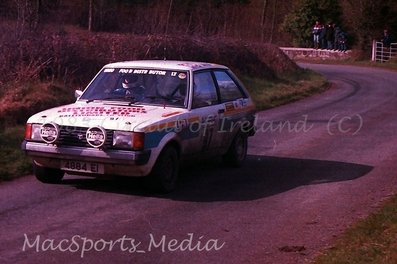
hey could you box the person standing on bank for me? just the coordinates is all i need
[382,29,393,47]
[312,21,321,49]
[333,24,341,51]
[319,24,327,49]
[325,23,334,50]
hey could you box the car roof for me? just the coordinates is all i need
[104,60,229,71]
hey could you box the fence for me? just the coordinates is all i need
[372,40,397,62]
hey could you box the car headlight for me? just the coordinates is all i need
[40,123,60,144]
[113,131,145,150]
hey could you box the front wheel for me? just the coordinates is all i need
[148,146,179,193]
[34,163,64,184]
[223,133,248,167]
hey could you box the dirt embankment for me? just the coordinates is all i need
[0,25,299,126]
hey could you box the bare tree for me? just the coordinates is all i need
[260,0,268,42]
[165,0,173,35]
[88,0,93,31]
[14,0,39,35]
[269,0,276,43]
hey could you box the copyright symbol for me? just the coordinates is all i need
[327,114,363,135]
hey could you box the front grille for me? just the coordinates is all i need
[58,126,113,148]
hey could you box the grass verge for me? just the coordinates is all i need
[0,126,32,181]
[312,195,397,264]
[297,56,397,72]
[242,69,328,110]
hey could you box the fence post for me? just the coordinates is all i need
[380,43,385,63]
[372,40,376,61]
[391,43,397,60]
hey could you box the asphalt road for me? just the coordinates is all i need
[2,64,397,264]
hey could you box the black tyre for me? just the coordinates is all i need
[223,133,248,167]
[34,163,64,184]
[149,146,179,193]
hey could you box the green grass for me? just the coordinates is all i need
[0,126,32,181]
[297,57,397,72]
[242,69,328,110]
[347,59,397,72]
[313,195,397,264]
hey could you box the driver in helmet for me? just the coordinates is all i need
[114,74,145,100]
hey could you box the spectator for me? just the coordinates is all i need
[312,21,321,49]
[333,24,341,50]
[382,29,393,47]
[325,23,334,50]
[338,30,347,51]
[319,24,327,49]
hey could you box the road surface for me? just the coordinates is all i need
[1,64,397,264]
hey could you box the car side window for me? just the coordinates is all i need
[214,71,245,102]
[192,72,218,108]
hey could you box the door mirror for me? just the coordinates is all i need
[75,90,83,99]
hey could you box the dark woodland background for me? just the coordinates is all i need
[0,0,396,125]
[1,0,396,47]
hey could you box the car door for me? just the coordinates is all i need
[213,70,249,152]
[185,71,224,155]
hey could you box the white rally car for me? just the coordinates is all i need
[22,60,256,192]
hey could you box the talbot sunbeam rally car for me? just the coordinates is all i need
[22,60,256,192]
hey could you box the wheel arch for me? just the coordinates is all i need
[147,132,182,171]
[163,140,181,158]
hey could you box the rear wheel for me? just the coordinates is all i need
[223,133,248,167]
[34,163,64,184]
[149,146,179,193]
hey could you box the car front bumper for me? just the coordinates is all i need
[22,141,152,177]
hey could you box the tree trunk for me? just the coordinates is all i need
[260,0,268,42]
[269,0,276,43]
[35,0,40,28]
[165,0,173,35]
[88,0,93,31]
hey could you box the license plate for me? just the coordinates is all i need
[61,160,104,174]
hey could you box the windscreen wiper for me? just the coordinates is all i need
[85,97,128,103]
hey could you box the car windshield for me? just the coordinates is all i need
[80,68,189,108]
